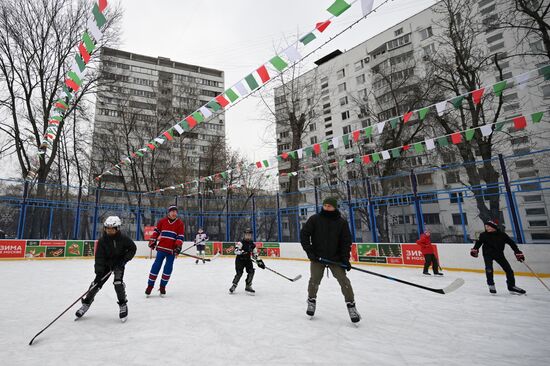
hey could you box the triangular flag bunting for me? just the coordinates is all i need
[225,89,239,102]
[283,45,301,62]
[495,121,505,131]
[362,155,371,164]
[451,132,463,144]
[321,141,329,152]
[531,111,543,123]
[471,88,485,104]
[437,136,449,147]
[234,81,249,96]
[269,56,288,72]
[493,80,507,96]
[256,65,270,83]
[513,116,526,130]
[361,0,375,15]
[425,139,436,150]
[390,118,399,129]
[451,95,464,109]
[418,107,429,121]
[313,144,321,155]
[215,94,230,108]
[391,148,401,158]
[300,33,316,46]
[465,129,475,141]
[381,150,391,160]
[327,0,352,16]
[413,142,424,153]
[200,106,213,118]
[163,130,174,141]
[480,124,493,137]
[376,121,385,134]
[403,111,413,123]
[352,130,360,142]
[316,21,331,32]
[363,126,373,138]
[245,74,259,90]
[371,153,381,163]
[192,111,204,123]
[332,137,340,149]
[436,101,447,116]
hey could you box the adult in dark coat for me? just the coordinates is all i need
[300,197,360,323]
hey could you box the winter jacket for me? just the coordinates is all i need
[95,232,136,275]
[474,230,521,257]
[151,217,185,254]
[300,209,352,262]
[234,239,257,261]
[416,234,435,255]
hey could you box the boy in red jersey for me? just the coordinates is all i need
[145,205,185,296]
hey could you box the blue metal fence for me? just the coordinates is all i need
[1,149,549,243]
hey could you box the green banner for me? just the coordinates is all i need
[65,241,84,257]
[25,246,46,258]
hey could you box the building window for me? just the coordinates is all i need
[336,68,345,79]
[343,125,352,134]
[423,213,441,225]
[338,82,347,93]
[354,60,364,71]
[313,177,321,186]
[529,220,548,227]
[394,28,403,36]
[450,192,464,203]
[532,233,550,240]
[310,136,317,144]
[324,116,332,122]
[356,74,366,84]
[517,171,537,178]
[341,111,350,120]
[417,173,433,185]
[419,27,433,40]
[309,123,316,132]
[543,84,550,98]
[526,208,546,215]
[299,180,306,188]
[452,213,468,225]
[340,96,348,106]
[523,195,542,202]
[511,136,529,145]
[515,160,534,168]
[446,171,460,184]
[487,33,503,43]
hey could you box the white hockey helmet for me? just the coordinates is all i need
[104,216,122,229]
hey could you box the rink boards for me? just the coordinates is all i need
[1,239,549,277]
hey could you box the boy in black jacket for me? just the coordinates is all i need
[471,220,526,295]
[229,228,265,294]
[300,197,360,323]
[76,216,137,321]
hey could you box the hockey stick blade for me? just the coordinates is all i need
[441,278,465,294]
[291,274,303,282]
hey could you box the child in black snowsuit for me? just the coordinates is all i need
[471,220,526,295]
[229,228,265,294]
[75,216,136,321]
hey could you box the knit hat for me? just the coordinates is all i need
[484,220,498,229]
[168,205,178,212]
[322,197,338,209]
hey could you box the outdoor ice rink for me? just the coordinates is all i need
[2,257,549,366]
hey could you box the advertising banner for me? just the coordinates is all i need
[26,240,40,247]
[0,240,26,258]
[212,242,223,256]
[255,242,280,257]
[46,246,65,258]
[401,243,439,265]
[378,244,403,264]
[356,243,386,263]
[25,246,46,258]
[143,226,156,240]
[83,241,95,256]
[222,242,236,255]
[40,240,65,247]
[65,241,84,257]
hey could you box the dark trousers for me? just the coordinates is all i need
[83,267,127,305]
[483,254,516,288]
[308,261,355,303]
[233,257,254,286]
[423,254,440,274]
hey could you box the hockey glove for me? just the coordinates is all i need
[515,252,525,262]
[256,259,266,269]
[470,248,479,258]
[148,239,157,249]
[174,246,182,256]
[342,260,352,272]
[306,250,317,261]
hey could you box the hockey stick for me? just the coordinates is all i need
[29,271,112,346]
[178,252,212,261]
[253,259,302,282]
[523,261,550,292]
[319,258,464,295]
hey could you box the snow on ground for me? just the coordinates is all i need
[1,257,549,366]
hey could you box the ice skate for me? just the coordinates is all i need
[75,302,90,319]
[159,286,166,297]
[306,298,316,317]
[229,283,237,294]
[434,272,444,276]
[508,286,526,295]
[245,285,255,295]
[119,302,128,322]
[145,285,153,297]
[346,302,361,324]
[423,272,431,276]
[488,285,497,294]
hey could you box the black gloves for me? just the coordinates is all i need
[256,259,266,269]
[342,259,352,272]
[306,251,317,261]
[515,252,525,262]
[174,246,182,255]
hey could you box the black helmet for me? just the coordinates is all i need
[244,228,253,234]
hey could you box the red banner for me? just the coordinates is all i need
[143,226,156,240]
[0,240,26,258]
[40,240,65,247]
[402,243,439,265]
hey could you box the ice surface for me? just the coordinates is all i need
[1,258,549,366]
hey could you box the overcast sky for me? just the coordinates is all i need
[118,0,437,164]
